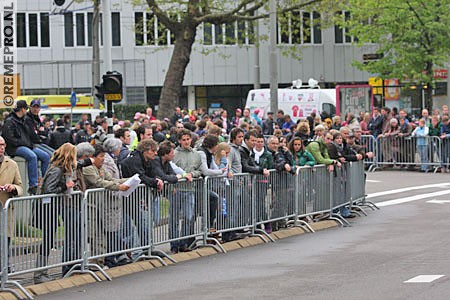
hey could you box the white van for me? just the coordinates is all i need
[245,88,336,121]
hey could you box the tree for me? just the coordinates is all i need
[137,0,332,119]
[336,0,450,110]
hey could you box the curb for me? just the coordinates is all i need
[3,220,339,299]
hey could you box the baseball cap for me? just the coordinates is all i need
[134,112,141,120]
[84,121,91,126]
[15,100,28,110]
[30,99,41,107]
[236,108,242,113]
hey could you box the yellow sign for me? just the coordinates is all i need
[368,77,383,95]
[105,93,122,101]
[0,74,21,109]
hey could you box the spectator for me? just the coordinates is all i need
[0,136,23,270]
[262,112,275,136]
[114,128,131,165]
[172,130,202,253]
[219,110,232,133]
[130,123,153,151]
[75,121,92,144]
[359,113,371,135]
[239,130,270,176]
[171,107,182,125]
[421,109,432,127]
[49,119,72,149]
[77,114,89,130]
[25,100,54,155]
[312,124,326,141]
[251,109,263,126]
[368,107,383,137]
[252,133,273,170]
[288,137,316,167]
[331,115,342,130]
[281,115,295,134]
[34,143,76,283]
[412,118,430,172]
[232,108,242,128]
[306,131,341,172]
[146,107,156,121]
[151,121,166,143]
[228,127,244,175]
[74,142,94,192]
[2,100,50,195]
[276,110,285,129]
[239,108,257,126]
[439,115,450,172]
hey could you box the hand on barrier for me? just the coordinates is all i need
[0,184,16,193]
[156,178,164,191]
[66,181,75,189]
[184,173,193,182]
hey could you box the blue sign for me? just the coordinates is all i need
[70,91,77,108]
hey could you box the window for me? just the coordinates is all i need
[203,19,254,45]
[111,12,121,46]
[16,12,50,48]
[335,11,354,44]
[134,12,173,46]
[278,11,321,45]
[64,12,105,47]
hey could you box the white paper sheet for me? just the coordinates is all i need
[119,174,141,197]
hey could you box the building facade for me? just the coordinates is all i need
[14,0,382,114]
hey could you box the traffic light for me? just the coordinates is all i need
[102,71,123,102]
[95,83,105,104]
[54,0,65,6]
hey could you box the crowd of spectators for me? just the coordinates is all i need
[3,99,450,280]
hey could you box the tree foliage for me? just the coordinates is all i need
[129,0,336,119]
[336,0,450,87]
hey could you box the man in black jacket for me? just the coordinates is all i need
[121,139,163,191]
[25,99,54,157]
[239,130,270,176]
[2,100,50,194]
[262,112,275,136]
[49,119,72,150]
[114,128,131,165]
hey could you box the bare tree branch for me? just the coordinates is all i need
[146,0,178,31]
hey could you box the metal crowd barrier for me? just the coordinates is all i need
[363,135,450,172]
[0,162,367,299]
[360,135,377,170]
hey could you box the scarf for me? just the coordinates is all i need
[253,148,264,164]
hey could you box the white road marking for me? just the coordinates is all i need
[367,183,450,199]
[404,275,445,283]
[377,190,450,207]
[426,199,450,204]
[366,180,381,183]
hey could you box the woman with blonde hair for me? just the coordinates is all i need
[34,143,77,283]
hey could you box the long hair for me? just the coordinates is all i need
[50,143,77,174]
[288,137,304,155]
[214,142,230,167]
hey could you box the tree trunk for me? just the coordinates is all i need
[157,25,197,119]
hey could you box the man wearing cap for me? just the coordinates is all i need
[2,100,50,194]
[25,99,54,156]
[262,112,275,135]
[75,121,92,144]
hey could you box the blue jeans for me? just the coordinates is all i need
[417,145,428,171]
[169,191,196,249]
[15,146,50,187]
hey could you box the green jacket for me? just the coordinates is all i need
[428,122,441,137]
[305,139,334,166]
[292,150,316,167]
[252,148,274,169]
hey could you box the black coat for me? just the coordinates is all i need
[121,151,158,188]
[239,144,263,174]
[49,127,72,149]
[150,156,178,183]
[2,112,34,156]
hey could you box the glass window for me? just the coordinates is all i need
[203,22,212,45]
[302,12,311,43]
[135,12,144,45]
[17,13,26,47]
[291,11,301,44]
[76,13,85,46]
[344,11,351,43]
[87,12,93,46]
[237,20,245,44]
[157,17,167,45]
[313,12,321,44]
[112,12,121,46]
[225,22,235,45]
[29,14,38,47]
[64,13,74,46]
[40,13,50,47]
[146,13,155,45]
[215,24,223,44]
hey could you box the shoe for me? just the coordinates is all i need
[343,214,356,219]
[170,247,179,254]
[264,223,272,234]
[34,273,52,284]
[179,245,192,252]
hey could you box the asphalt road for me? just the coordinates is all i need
[38,171,450,300]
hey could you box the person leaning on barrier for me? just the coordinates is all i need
[288,137,316,168]
[170,129,202,253]
[34,143,77,284]
[306,131,341,172]
[0,136,23,269]
[439,115,450,171]
[239,130,270,176]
